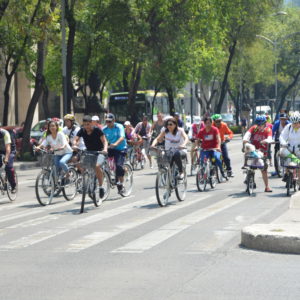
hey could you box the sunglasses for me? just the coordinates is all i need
[167,123,175,126]
[106,120,113,123]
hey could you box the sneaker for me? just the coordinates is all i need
[117,183,123,193]
[11,188,16,194]
[99,187,105,198]
[178,173,184,180]
[227,170,234,177]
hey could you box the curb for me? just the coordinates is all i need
[241,224,300,254]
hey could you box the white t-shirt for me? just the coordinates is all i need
[163,127,186,151]
[279,124,300,148]
[63,126,85,150]
[42,131,73,155]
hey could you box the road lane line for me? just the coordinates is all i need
[112,196,250,253]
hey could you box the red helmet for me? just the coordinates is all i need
[51,117,60,122]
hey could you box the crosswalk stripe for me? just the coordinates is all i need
[112,196,250,253]
[62,193,214,253]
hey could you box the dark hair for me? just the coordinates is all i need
[165,117,178,135]
[203,117,213,123]
[83,115,92,123]
[46,121,59,136]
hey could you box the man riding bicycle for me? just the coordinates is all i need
[211,114,234,177]
[196,116,226,180]
[0,128,17,193]
[243,115,273,192]
[102,113,127,193]
[73,115,108,198]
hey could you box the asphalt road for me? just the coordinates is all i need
[0,138,299,300]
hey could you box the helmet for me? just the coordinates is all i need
[289,112,300,124]
[211,114,222,121]
[64,114,75,121]
[255,115,266,125]
[92,115,99,121]
[51,117,60,122]
[124,121,131,126]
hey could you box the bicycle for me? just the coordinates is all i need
[0,156,18,201]
[130,144,146,170]
[34,148,78,206]
[196,149,219,192]
[80,151,110,213]
[243,154,266,196]
[151,146,187,207]
[281,157,300,196]
[102,154,133,198]
[190,139,200,176]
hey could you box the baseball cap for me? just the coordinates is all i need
[279,113,288,119]
[124,121,131,126]
[105,113,115,121]
[92,115,100,121]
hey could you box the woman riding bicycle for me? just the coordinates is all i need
[151,117,188,179]
[36,120,73,176]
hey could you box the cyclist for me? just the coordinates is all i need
[0,128,17,193]
[151,117,188,179]
[36,120,73,177]
[188,117,204,167]
[279,112,300,182]
[151,112,165,139]
[196,116,226,179]
[243,115,273,192]
[241,117,247,136]
[102,113,127,193]
[272,113,290,175]
[211,114,234,177]
[174,112,184,128]
[134,116,153,168]
[73,115,108,198]
[124,121,142,162]
[92,116,102,129]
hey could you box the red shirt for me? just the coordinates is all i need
[248,125,272,152]
[197,126,220,149]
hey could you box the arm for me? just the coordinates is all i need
[216,134,221,150]
[100,134,108,152]
[225,125,233,140]
[4,143,11,163]
[110,126,125,148]
[279,125,289,147]
[180,128,189,148]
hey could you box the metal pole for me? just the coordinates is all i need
[274,41,278,104]
[61,0,68,116]
[190,81,193,123]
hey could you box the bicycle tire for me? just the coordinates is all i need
[196,167,206,191]
[62,167,78,201]
[287,172,293,196]
[80,172,88,213]
[93,170,110,206]
[35,170,54,206]
[210,166,218,188]
[6,171,18,201]
[120,163,133,197]
[0,176,6,197]
[155,170,170,207]
[175,169,187,201]
[247,172,255,195]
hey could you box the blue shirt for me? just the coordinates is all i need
[102,123,127,151]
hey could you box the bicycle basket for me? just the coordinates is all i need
[245,155,264,168]
[281,157,300,168]
[157,150,173,167]
[81,153,98,169]
[40,153,54,168]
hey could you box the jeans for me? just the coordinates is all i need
[200,150,223,173]
[171,150,187,173]
[221,143,232,171]
[0,153,16,189]
[108,149,126,177]
[54,153,72,173]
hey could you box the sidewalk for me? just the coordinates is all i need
[14,161,40,171]
[241,192,300,254]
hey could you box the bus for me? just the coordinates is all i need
[108,90,185,123]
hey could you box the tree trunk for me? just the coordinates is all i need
[0,0,9,20]
[42,83,50,119]
[128,64,142,125]
[276,69,300,114]
[122,68,130,92]
[166,87,175,115]
[3,73,13,126]
[22,40,45,154]
[216,40,237,113]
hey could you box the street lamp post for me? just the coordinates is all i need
[190,81,193,123]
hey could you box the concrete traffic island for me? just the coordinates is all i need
[241,191,300,254]
[241,224,300,254]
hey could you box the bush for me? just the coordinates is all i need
[229,125,242,134]
[19,152,36,162]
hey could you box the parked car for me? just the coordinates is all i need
[0,126,38,158]
[221,113,235,127]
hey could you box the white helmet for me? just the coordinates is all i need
[289,112,300,124]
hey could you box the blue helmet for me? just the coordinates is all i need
[255,115,266,125]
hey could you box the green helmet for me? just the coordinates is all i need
[211,114,222,121]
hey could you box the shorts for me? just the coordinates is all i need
[96,154,106,166]
[142,139,151,155]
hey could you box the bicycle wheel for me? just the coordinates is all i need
[132,154,138,170]
[140,156,146,169]
[62,167,78,201]
[80,172,88,213]
[196,167,207,191]
[6,171,18,201]
[120,164,133,197]
[175,169,187,201]
[155,169,170,207]
[247,172,255,196]
[93,171,110,206]
[210,166,218,189]
[0,176,6,197]
[35,170,54,206]
[286,172,293,196]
